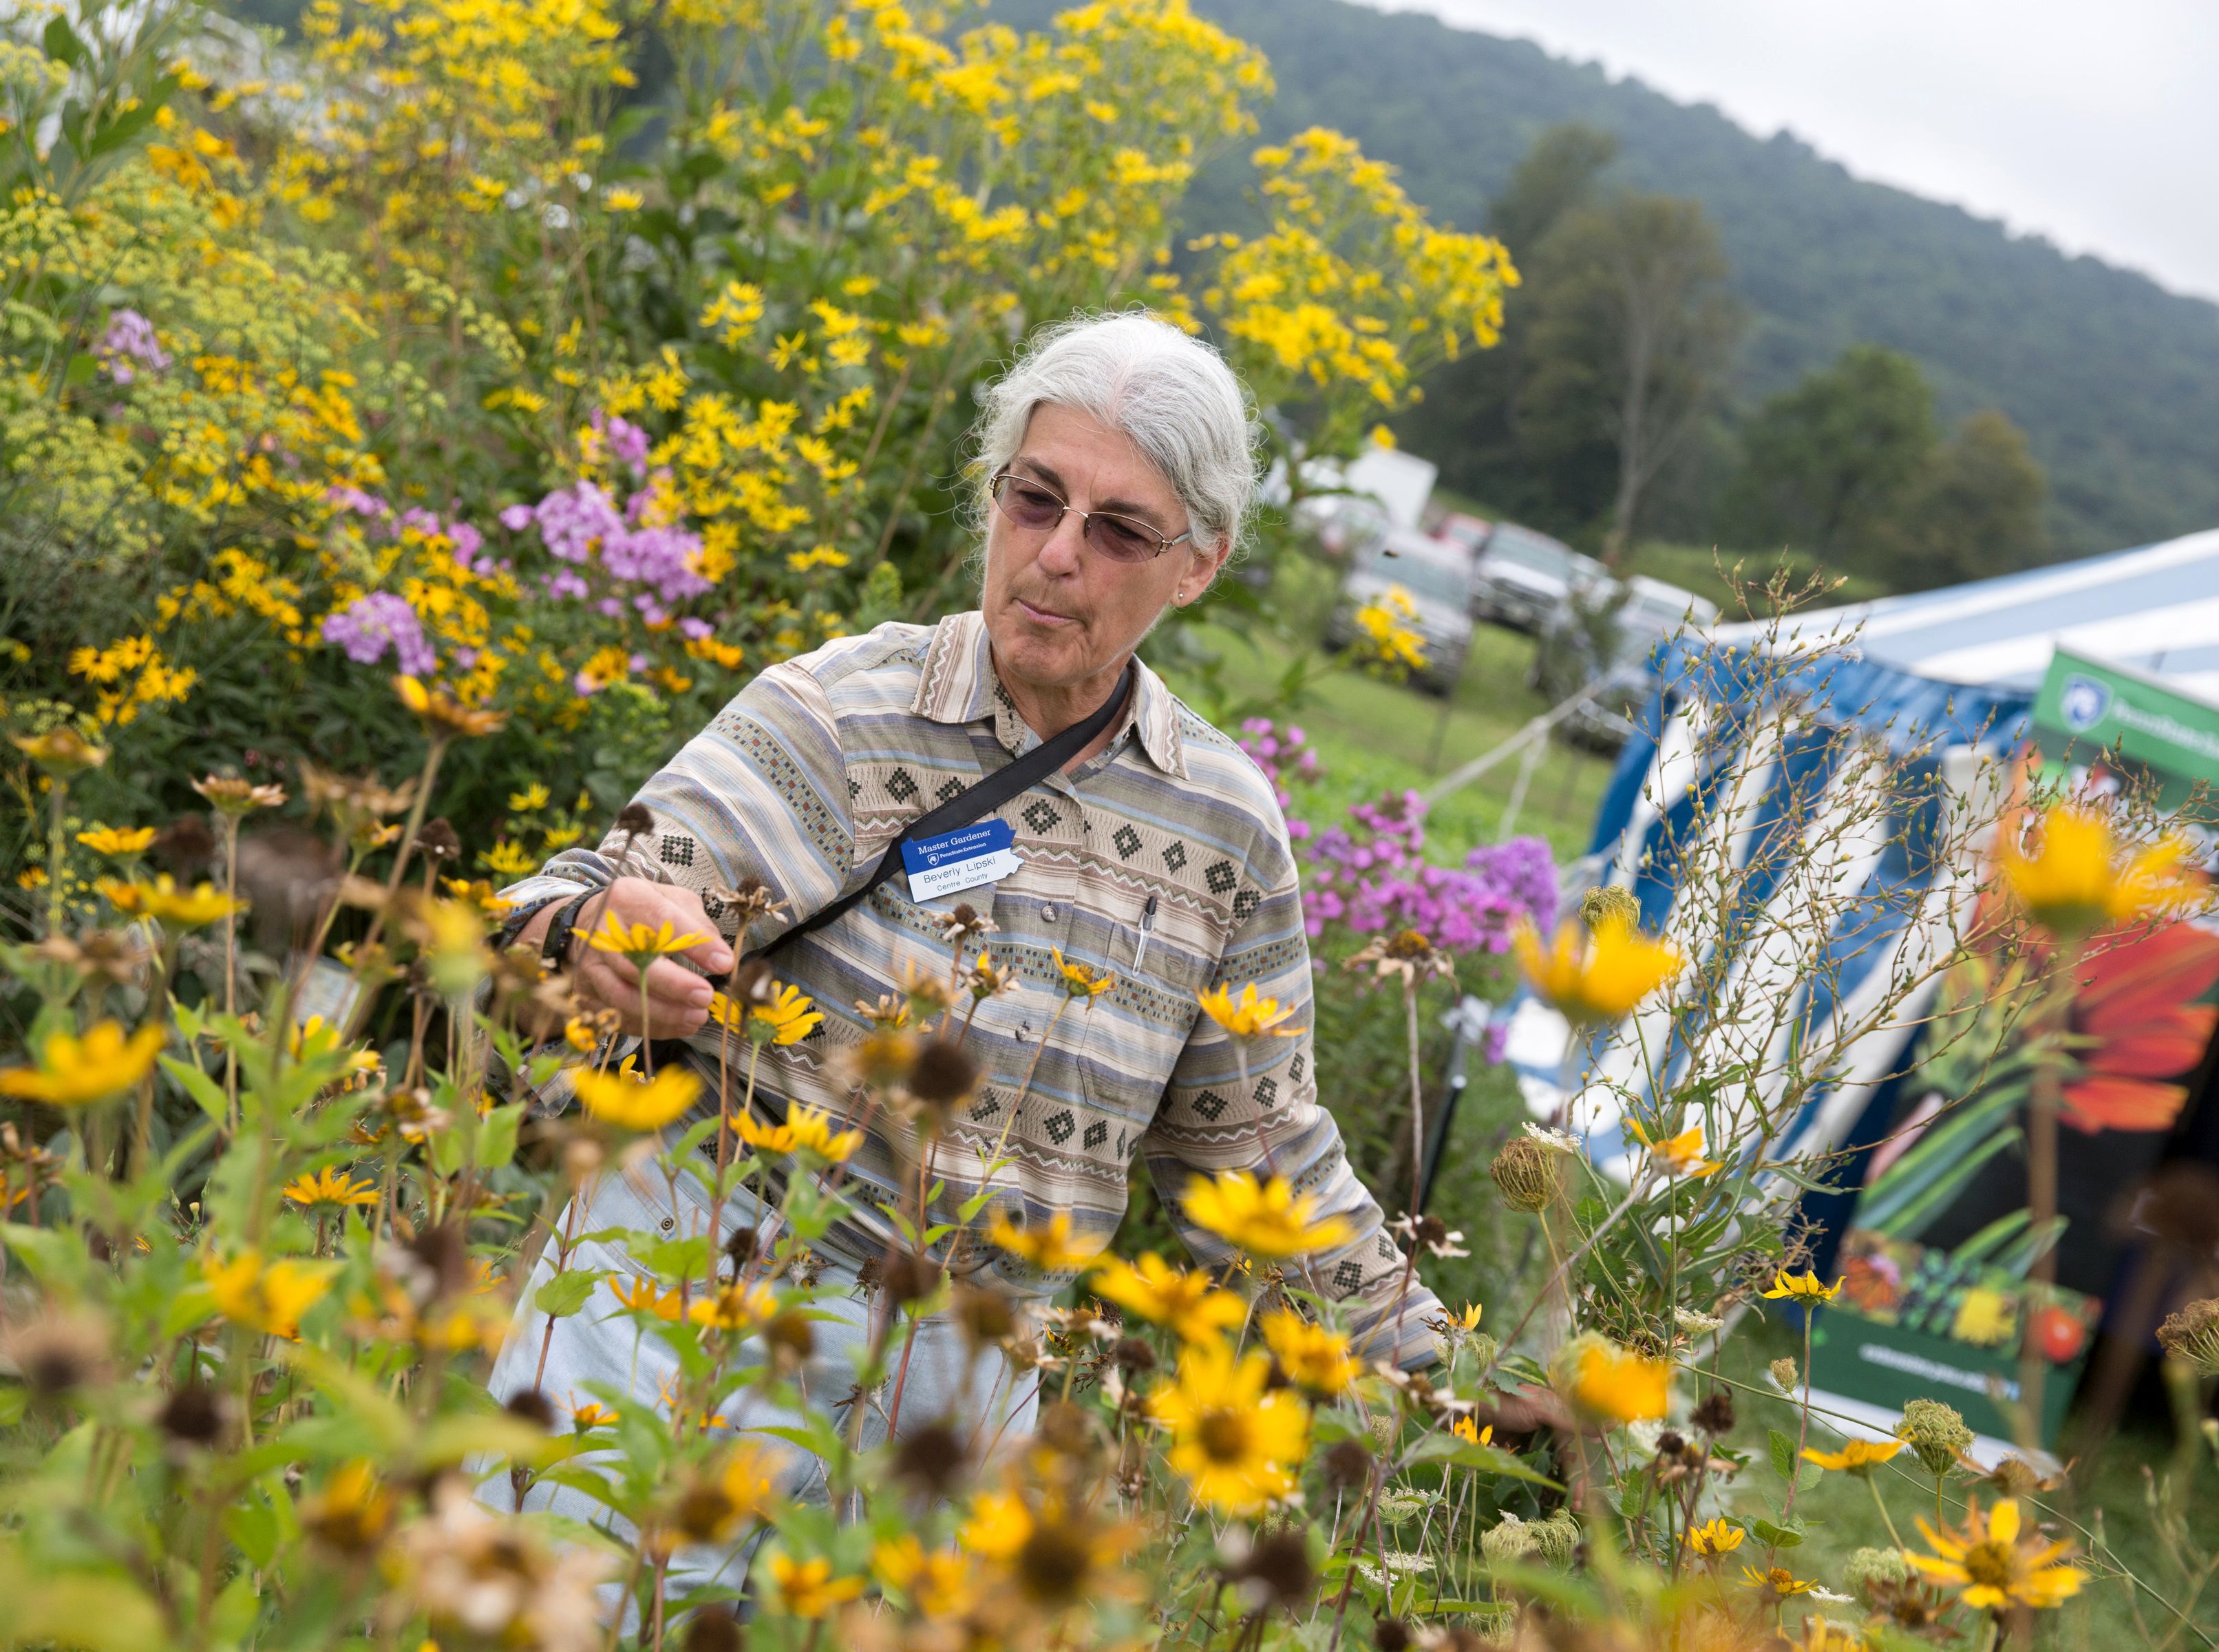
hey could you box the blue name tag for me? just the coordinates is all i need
[902,818,1019,901]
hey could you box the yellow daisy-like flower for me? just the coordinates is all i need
[1450,1302,1485,1333]
[766,1552,864,1619]
[1091,1253,1246,1346]
[1260,1309,1359,1396]
[608,1275,683,1322]
[1686,1517,1744,1556]
[98,873,242,929]
[1196,982,1301,1039]
[959,1487,1134,1613]
[1569,1339,1671,1423]
[1051,947,1115,999]
[1802,1437,1905,1476]
[12,726,107,775]
[1907,1496,2085,1612]
[1450,1415,1493,1447]
[873,1536,975,1619]
[730,1102,862,1165]
[75,825,157,858]
[1763,1269,1845,1305]
[203,1249,337,1340]
[987,1210,1102,1273]
[2000,802,2198,941]
[749,983,824,1046]
[1149,1338,1310,1514]
[1628,1118,1721,1178]
[282,1167,381,1209]
[586,911,707,964]
[1511,913,1684,1026]
[689,1280,778,1332]
[392,674,507,739]
[0,1021,165,1108]
[573,1065,701,1132]
[1741,1565,1817,1598]
[573,1403,619,1430]
[1183,1169,1353,1260]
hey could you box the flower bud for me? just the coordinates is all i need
[1895,1397,1974,1476]
[1580,885,1640,932]
[1769,1355,1799,1392]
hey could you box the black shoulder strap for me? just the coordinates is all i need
[756,663,1134,961]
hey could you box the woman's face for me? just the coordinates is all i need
[981,402,1230,700]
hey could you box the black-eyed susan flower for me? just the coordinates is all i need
[1802,1437,1904,1476]
[572,1402,619,1430]
[872,1536,976,1618]
[0,1021,166,1108]
[1686,1517,1744,1556]
[282,1167,380,1210]
[1259,1309,1358,1396]
[191,774,286,815]
[987,1210,1101,1273]
[75,825,157,859]
[1450,1415,1493,1447]
[98,873,242,929]
[961,1485,1135,1615]
[1183,1169,1352,1260]
[1196,981,1300,1039]
[1090,1252,1245,1346]
[1149,1338,1310,1514]
[2001,801,2199,941]
[1512,913,1683,1025]
[1907,1496,2083,1611]
[573,1064,699,1132]
[1050,947,1114,999]
[202,1249,336,1340]
[1763,1268,1845,1305]
[1628,1117,1721,1178]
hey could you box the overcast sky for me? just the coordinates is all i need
[1363,0,2219,305]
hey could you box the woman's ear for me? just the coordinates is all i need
[1176,541,1233,606]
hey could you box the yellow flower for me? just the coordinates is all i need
[1196,982,1300,1039]
[750,983,824,1046]
[873,1536,975,1618]
[203,1249,336,1339]
[282,1167,381,1209]
[299,1460,393,1554]
[75,825,157,858]
[690,1280,778,1332]
[507,784,551,813]
[1763,1269,1845,1305]
[766,1552,864,1619]
[730,1102,861,1164]
[1686,1517,1744,1556]
[0,1021,165,1108]
[1628,1118,1721,1177]
[1569,1339,1670,1423]
[987,1210,1101,1273]
[1450,1302,1485,1333]
[609,1275,683,1321]
[1801,1437,1905,1476]
[192,775,286,814]
[1183,1169,1352,1259]
[392,675,507,739]
[98,873,242,929]
[602,185,644,211]
[1513,914,1684,1025]
[573,1065,701,1132]
[479,838,536,878]
[1741,1565,1817,1598]
[1450,1415,1493,1446]
[12,727,107,775]
[1051,947,1115,999]
[586,911,708,962]
[960,1487,1134,1612]
[1907,1496,2084,1611]
[563,1016,598,1052]
[1260,1309,1359,1396]
[573,1402,619,1430]
[1091,1253,1246,1346]
[1149,1338,1310,1514]
[2000,802,2198,940]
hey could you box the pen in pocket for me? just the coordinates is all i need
[1132,893,1158,974]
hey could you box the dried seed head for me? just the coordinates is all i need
[954,1285,1017,1346]
[681,1607,742,1652]
[2158,1298,2219,1377]
[763,1311,815,1368]
[879,1247,943,1309]
[891,1420,970,1497]
[722,1225,758,1271]
[1580,885,1641,931]
[1323,1438,1374,1493]
[1111,1336,1156,1375]
[906,1039,979,1108]
[417,817,463,862]
[1489,1136,1559,1213]
[153,814,216,876]
[1372,1616,1412,1652]
[8,1312,109,1397]
[1691,1387,1736,1436]
[1895,1397,1975,1476]
[1235,1529,1315,1610]
[156,1381,231,1449]
[1034,1399,1096,1459]
[503,1388,558,1431]
[725,957,775,1007]
[615,802,655,840]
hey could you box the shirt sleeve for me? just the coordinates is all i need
[1138,832,1444,1370]
[497,659,858,946]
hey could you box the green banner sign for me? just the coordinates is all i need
[2030,647,2219,811]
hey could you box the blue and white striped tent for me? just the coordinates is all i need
[1497,527,2219,1181]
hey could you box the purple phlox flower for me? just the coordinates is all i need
[524,480,626,564]
[448,520,484,569]
[544,570,589,601]
[595,597,624,618]
[500,503,534,531]
[320,591,435,677]
[678,617,712,641]
[399,507,443,538]
[1480,1021,1509,1064]
[591,409,651,477]
[96,309,170,385]
[326,485,395,530]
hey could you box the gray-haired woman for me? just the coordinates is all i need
[485,310,1441,1584]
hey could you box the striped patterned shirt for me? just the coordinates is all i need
[505,610,1441,1366]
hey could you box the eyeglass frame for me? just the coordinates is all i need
[988,468,1196,562]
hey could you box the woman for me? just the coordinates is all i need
[485,311,1441,1574]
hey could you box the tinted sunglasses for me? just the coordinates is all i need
[990,469,1194,562]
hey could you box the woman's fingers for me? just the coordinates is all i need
[582,953,712,1037]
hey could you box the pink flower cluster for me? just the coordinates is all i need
[321,591,434,676]
[497,414,707,625]
[1239,718,1322,840]
[97,309,169,383]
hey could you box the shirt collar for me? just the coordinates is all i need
[913,609,1186,780]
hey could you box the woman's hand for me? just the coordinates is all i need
[551,877,735,1039]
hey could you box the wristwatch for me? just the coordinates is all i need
[539,889,597,971]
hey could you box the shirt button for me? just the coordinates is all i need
[1041,904,1059,923]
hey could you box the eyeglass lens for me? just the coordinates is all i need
[992,474,1163,562]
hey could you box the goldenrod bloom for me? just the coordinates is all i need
[75,825,157,858]
[766,1552,864,1618]
[1741,1565,1817,1598]
[1259,1309,1359,1395]
[1051,947,1114,999]
[1802,1437,1904,1476]
[1567,1339,1671,1423]
[1763,1269,1845,1305]
[98,873,241,929]
[1907,1496,2084,1611]
[0,1021,165,1108]
[573,1065,700,1132]
[987,1210,1101,1272]
[1686,1517,1744,1556]
[586,912,707,962]
[203,1249,336,1340]
[1512,914,1683,1025]
[1184,1169,1352,1259]
[1628,1118,1721,1178]
[1091,1252,1246,1345]
[282,1167,380,1209]
[2001,802,2198,940]
[1149,1338,1310,1514]
[730,1102,861,1164]
[1196,981,1299,1039]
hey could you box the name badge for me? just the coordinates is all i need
[902,818,1019,901]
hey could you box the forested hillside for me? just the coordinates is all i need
[994,0,2219,559]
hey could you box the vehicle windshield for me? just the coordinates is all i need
[1483,525,1572,580]
[1359,544,1470,608]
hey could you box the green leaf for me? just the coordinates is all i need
[63,350,98,387]
[478,1101,525,1172]
[1750,1518,1804,1548]
[87,86,173,161]
[1769,1428,1798,1484]
[535,1267,604,1319]
[224,1494,282,1569]
[160,1053,229,1125]
[42,15,85,66]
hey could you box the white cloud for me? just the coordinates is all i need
[1361,0,2219,302]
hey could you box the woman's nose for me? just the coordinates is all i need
[1037,509,1088,573]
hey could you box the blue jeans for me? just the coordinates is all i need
[481,1159,1037,1607]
